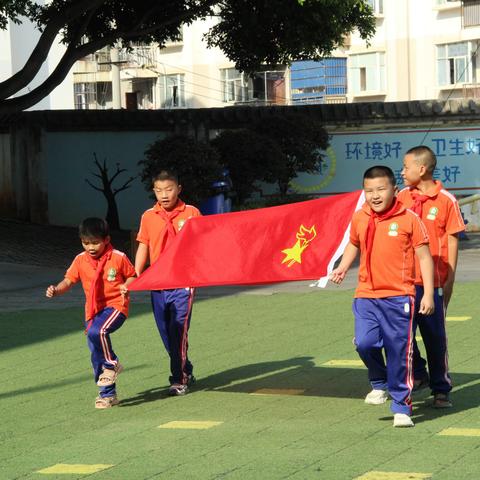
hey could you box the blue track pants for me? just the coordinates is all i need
[412,286,451,394]
[151,288,194,385]
[353,296,414,415]
[85,307,126,398]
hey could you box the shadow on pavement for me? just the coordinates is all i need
[0,364,148,401]
[120,357,480,421]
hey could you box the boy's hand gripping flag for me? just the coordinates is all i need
[129,191,364,291]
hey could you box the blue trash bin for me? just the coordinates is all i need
[200,170,233,215]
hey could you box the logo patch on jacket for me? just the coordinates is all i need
[426,206,438,221]
[388,222,399,237]
[107,268,117,282]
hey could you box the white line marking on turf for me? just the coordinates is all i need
[158,421,223,429]
[323,359,365,368]
[250,388,305,396]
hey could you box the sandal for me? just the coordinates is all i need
[95,395,119,409]
[433,393,452,409]
[97,364,123,387]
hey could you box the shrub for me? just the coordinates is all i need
[139,134,223,206]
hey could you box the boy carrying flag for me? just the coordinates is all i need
[330,166,434,427]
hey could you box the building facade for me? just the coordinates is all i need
[3,1,480,111]
[71,0,480,110]
[348,0,480,102]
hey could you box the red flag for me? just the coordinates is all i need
[129,190,363,291]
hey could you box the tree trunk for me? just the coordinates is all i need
[104,191,120,230]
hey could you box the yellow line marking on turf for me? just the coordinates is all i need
[250,388,305,396]
[355,472,431,480]
[438,428,480,437]
[37,464,113,474]
[158,421,223,430]
[323,359,365,368]
[446,316,472,322]
[212,365,299,391]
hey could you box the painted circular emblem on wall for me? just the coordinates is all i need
[289,145,337,194]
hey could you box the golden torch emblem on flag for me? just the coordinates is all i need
[281,225,317,267]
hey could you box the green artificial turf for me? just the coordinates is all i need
[0,283,479,479]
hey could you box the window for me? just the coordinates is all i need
[221,68,249,103]
[437,41,477,85]
[349,52,386,94]
[74,83,93,109]
[162,74,185,108]
[74,82,112,109]
[290,59,347,104]
[435,0,459,5]
[366,0,383,15]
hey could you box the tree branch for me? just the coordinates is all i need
[0,0,107,100]
[85,179,104,192]
[109,165,128,186]
[0,0,219,113]
[113,176,137,195]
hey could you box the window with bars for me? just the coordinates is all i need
[73,82,112,109]
[73,83,95,109]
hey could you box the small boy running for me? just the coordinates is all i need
[135,170,201,396]
[398,145,465,408]
[331,166,434,427]
[46,218,136,409]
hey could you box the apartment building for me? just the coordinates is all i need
[72,1,480,110]
[348,0,480,102]
[4,0,478,111]
[72,15,352,110]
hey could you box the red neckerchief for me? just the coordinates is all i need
[409,181,442,216]
[85,243,113,323]
[410,192,430,216]
[365,198,403,284]
[155,200,185,253]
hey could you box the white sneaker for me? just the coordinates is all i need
[364,389,388,405]
[393,413,414,428]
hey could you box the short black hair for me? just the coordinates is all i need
[152,169,179,186]
[79,217,109,239]
[363,165,396,187]
[405,145,437,173]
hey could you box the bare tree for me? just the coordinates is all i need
[85,153,137,230]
